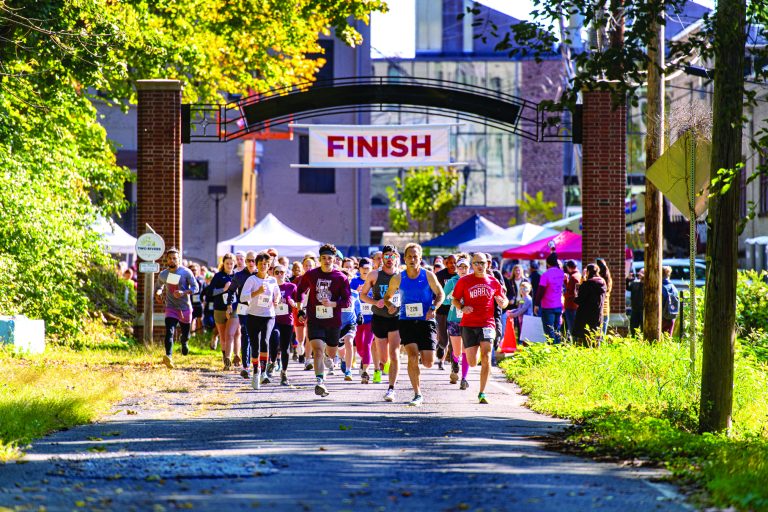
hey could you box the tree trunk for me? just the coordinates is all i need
[643,12,664,342]
[699,0,746,434]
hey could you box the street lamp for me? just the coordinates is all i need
[208,185,227,245]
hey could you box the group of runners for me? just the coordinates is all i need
[155,243,508,406]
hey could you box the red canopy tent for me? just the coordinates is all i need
[502,231,582,260]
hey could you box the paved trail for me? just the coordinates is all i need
[0,359,692,512]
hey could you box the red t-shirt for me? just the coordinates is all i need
[452,274,504,328]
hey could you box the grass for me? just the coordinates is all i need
[0,319,221,461]
[500,335,768,511]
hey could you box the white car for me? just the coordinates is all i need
[626,258,706,313]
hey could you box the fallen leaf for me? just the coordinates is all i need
[339,425,351,431]
[86,437,103,442]
[86,446,107,453]
[401,491,412,497]
[126,410,138,415]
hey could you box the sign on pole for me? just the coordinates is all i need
[135,233,165,262]
[300,124,454,168]
[139,261,160,273]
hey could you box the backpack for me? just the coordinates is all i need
[662,283,680,320]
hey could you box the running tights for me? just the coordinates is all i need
[273,323,294,370]
[354,322,374,366]
[246,315,274,365]
[238,314,251,368]
[164,318,190,356]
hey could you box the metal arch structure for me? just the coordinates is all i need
[181,76,574,144]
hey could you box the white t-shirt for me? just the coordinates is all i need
[241,275,280,317]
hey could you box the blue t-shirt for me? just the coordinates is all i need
[341,290,361,327]
[350,275,372,324]
[398,269,434,321]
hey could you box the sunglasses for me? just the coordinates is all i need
[274,270,285,274]
[472,261,487,265]
[246,258,255,263]
[383,254,397,260]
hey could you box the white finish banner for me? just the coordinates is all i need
[307,124,451,168]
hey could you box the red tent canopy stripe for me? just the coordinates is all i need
[502,231,582,260]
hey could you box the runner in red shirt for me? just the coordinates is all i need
[451,252,509,404]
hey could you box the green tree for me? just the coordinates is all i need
[386,168,462,240]
[515,191,558,226]
[0,0,385,339]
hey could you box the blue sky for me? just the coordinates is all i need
[371,0,715,58]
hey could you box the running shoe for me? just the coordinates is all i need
[325,356,334,375]
[233,355,241,367]
[162,355,174,369]
[315,383,329,397]
[478,392,489,404]
[437,360,444,371]
[266,362,275,379]
[274,360,282,373]
[261,371,270,385]
[304,362,313,371]
[298,355,305,364]
[449,369,459,384]
[384,388,395,402]
[340,360,347,374]
[361,371,370,384]
[460,379,469,390]
[372,369,382,384]
[280,372,289,386]
[240,369,250,380]
[292,348,298,361]
[223,357,232,371]
[252,370,261,390]
[344,370,352,381]
[181,343,190,356]
[408,394,424,407]
[383,361,390,375]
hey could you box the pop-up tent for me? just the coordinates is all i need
[93,216,137,254]
[216,213,320,259]
[502,231,582,260]
[423,214,505,248]
[458,223,558,254]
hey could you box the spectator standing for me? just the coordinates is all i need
[563,260,581,342]
[533,253,565,344]
[627,268,644,335]
[529,260,542,298]
[661,266,680,335]
[595,258,613,336]
[573,263,607,346]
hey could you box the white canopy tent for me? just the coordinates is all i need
[458,223,559,254]
[216,213,321,259]
[93,216,137,255]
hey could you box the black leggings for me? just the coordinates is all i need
[246,315,275,362]
[273,323,294,371]
[164,317,190,356]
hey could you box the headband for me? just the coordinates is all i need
[456,258,469,266]
[319,249,336,257]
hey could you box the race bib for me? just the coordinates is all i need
[166,273,180,285]
[236,303,249,316]
[276,303,289,316]
[256,294,272,308]
[316,305,333,319]
[456,307,464,319]
[207,302,214,312]
[342,305,355,313]
[361,303,373,315]
[405,303,423,318]
[222,293,228,303]
[301,294,309,308]
[482,327,496,340]
[390,293,401,307]
[191,295,200,304]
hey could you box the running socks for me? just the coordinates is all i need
[461,355,469,380]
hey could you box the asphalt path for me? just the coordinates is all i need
[0,355,693,512]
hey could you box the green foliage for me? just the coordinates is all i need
[515,191,558,226]
[500,336,768,510]
[386,168,463,238]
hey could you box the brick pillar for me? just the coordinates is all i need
[581,89,627,324]
[135,80,183,341]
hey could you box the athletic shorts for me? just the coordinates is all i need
[447,321,461,337]
[461,326,496,348]
[340,323,357,340]
[307,323,342,347]
[213,310,229,325]
[399,319,437,352]
[192,304,203,319]
[371,315,399,339]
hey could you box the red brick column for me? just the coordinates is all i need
[135,80,183,341]
[581,89,627,324]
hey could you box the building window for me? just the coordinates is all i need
[760,171,768,217]
[740,166,747,219]
[416,0,442,53]
[183,160,209,180]
[298,135,335,194]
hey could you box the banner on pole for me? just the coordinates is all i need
[305,124,452,168]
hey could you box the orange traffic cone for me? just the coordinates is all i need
[500,315,517,353]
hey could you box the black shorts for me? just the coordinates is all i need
[340,323,357,340]
[371,315,399,339]
[461,326,496,349]
[399,319,437,352]
[307,323,342,347]
[192,304,203,319]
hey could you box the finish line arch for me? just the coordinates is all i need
[134,78,626,339]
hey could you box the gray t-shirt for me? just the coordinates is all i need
[157,266,199,311]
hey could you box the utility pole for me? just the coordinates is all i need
[643,5,664,342]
